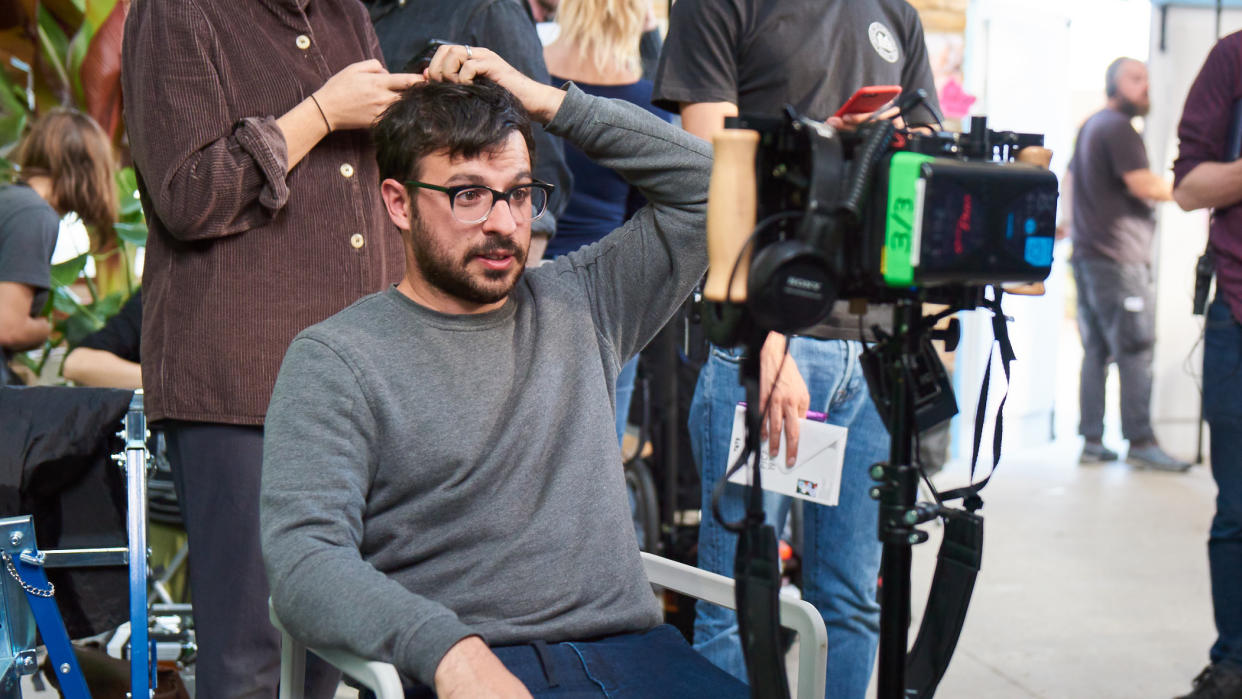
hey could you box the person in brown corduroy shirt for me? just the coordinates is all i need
[122,1,417,695]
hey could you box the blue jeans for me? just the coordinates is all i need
[1203,300,1242,671]
[688,338,888,698]
[403,625,748,698]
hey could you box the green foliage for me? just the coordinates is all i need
[2,0,143,383]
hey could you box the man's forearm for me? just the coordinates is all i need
[0,316,50,352]
[62,348,142,389]
[1175,160,1242,211]
[1124,169,1173,202]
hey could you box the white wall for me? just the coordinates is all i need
[1145,6,1242,459]
[952,0,1152,461]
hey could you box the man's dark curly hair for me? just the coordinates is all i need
[373,78,536,183]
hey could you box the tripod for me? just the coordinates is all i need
[870,297,935,699]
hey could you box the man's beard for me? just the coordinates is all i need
[1116,95,1149,117]
[409,215,526,306]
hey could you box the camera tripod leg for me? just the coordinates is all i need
[872,298,929,699]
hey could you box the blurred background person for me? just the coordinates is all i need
[1063,57,1186,472]
[1,109,116,385]
[542,0,672,445]
[62,289,141,389]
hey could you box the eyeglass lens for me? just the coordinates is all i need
[452,185,548,224]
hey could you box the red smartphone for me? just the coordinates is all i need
[833,85,902,118]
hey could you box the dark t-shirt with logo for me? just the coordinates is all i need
[652,0,939,125]
[652,0,939,340]
[1068,108,1155,265]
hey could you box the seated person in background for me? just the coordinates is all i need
[261,48,744,698]
[63,290,142,389]
[1,109,116,385]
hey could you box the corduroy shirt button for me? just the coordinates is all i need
[350,233,365,249]
[296,35,311,50]
[340,163,354,178]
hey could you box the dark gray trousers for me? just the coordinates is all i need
[164,421,340,699]
[1072,257,1157,443]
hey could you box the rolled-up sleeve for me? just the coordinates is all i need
[123,0,291,241]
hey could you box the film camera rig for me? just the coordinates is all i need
[702,93,1059,699]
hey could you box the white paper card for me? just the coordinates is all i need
[725,405,847,506]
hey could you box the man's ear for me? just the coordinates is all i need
[381,178,413,231]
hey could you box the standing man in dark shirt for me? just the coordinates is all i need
[365,0,572,263]
[653,2,938,696]
[1172,31,1242,699]
[1064,57,1186,472]
[122,2,417,695]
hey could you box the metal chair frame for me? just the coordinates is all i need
[273,551,828,699]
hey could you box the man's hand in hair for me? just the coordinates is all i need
[424,45,565,124]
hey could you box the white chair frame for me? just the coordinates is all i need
[273,551,828,699]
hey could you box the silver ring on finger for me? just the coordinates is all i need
[464,45,473,59]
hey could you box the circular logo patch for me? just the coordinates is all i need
[868,21,900,64]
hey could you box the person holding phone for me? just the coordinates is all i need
[122,1,418,696]
[653,2,939,696]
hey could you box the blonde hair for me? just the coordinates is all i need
[13,108,117,229]
[556,0,646,76]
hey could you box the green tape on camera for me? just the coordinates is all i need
[883,152,934,287]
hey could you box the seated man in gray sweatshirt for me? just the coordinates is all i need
[261,47,746,698]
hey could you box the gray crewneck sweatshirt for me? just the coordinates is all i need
[261,85,711,686]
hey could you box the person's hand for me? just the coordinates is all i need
[312,60,422,132]
[434,636,531,699]
[424,45,566,124]
[758,333,810,466]
[826,106,902,132]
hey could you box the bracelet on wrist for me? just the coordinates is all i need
[309,93,332,132]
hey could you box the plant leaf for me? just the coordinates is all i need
[50,252,89,287]
[42,0,85,30]
[35,4,69,80]
[62,308,103,346]
[114,220,146,245]
[80,0,124,139]
[66,21,92,107]
[84,0,117,33]
[50,285,87,316]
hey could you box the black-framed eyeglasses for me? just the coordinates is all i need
[406,180,555,225]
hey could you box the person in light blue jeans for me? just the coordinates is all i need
[689,337,889,698]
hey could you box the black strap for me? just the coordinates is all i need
[904,293,1009,695]
[940,292,1013,510]
[905,509,984,698]
[735,520,790,699]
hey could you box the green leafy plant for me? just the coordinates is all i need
[2,0,141,383]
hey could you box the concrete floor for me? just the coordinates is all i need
[894,438,1217,699]
[879,307,1219,698]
